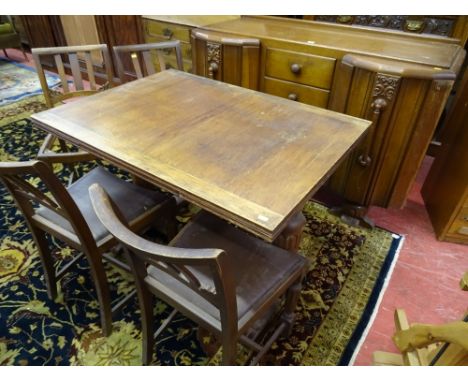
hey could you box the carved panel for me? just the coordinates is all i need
[314,15,456,36]
[206,42,222,79]
[372,73,400,102]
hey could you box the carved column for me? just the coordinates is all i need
[206,42,222,80]
[361,73,401,205]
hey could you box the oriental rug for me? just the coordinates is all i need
[0,114,402,366]
[0,58,61,107]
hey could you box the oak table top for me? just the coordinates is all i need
[31,70,371,242]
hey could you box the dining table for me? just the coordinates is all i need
[30,69,371,250]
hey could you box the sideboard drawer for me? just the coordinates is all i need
[145,35,192,58]
[264,77,330,108]
[265,48,336,90]
[144,19,191,43]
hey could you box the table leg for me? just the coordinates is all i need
[274,211,306,252]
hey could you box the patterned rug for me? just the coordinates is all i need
[0,100,402,366]
[0,57,61,107]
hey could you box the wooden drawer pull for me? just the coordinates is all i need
[288,93,298,101]
[290,63,302,74]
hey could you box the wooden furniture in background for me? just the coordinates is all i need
[20,16,65,49]
[142,16,239,73]
[30,70,371,248]
[90,184,308,365]
[113,41,184,84]
[191,30,260,90]
[0,160,176,336]
[31,44,114,174]
[20,16,145,81]
[191,16,466,210]
[421,66,468,245]
[306,16,468,47]
[0,15,27,59]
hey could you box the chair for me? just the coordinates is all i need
[31,44,114,173]
[113,41,183,84]
[373,273,468,366]
[89,183,309,365]
[0,160,177,336]
[0,16,27,60]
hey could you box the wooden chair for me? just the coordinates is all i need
[373,273,468,366]
[113,41,183,84]
[89,183,309,365]
[31,44,114,174]
[0,160,177,336]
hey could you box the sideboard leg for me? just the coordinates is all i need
[329,203,374,229]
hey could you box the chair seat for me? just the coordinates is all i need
[36,166,169,243]
[146,211,308,325]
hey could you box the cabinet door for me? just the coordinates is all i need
[21,16,64,48]
[328,56,454,208]
[191,29,260,90]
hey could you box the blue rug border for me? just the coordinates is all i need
[338,233,403,365]
[0,57,61,104]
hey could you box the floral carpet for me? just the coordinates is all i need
[0,58,61,107]
[0,97,402,366]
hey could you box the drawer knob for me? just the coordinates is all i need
[208,62,219,78]
[162,27,174,39]
[358,154,372,167]
[288,93,298,101]
[290,63,302,74]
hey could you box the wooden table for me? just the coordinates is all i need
[31,70,371,243]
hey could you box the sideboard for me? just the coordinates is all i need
[191,16,466,209]
[142,16,239,73]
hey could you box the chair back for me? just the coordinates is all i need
[113,41,184,83]
[88,183,237,321]
[0,160,96,250]
[31,44,114,108]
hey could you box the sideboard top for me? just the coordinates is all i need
[143,15,239,28]
[202,16,464,70]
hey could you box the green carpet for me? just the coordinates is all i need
[0,97,402,366]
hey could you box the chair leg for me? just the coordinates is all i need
[30,227,57,300]
[124,251,155,365]
[281,279,303,337]
[139,286,155,365]
[221,333,238,365]
[84,249,113,336]
[20,45,28,61]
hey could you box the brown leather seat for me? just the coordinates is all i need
[148,211,307,323]
[89,183,308,365]
[37,166,169,243]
